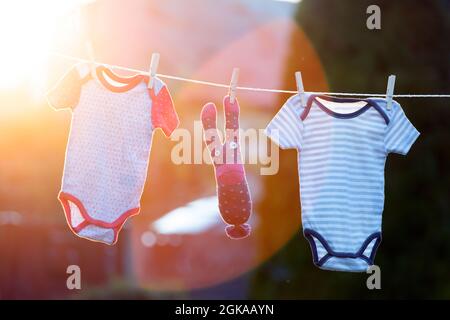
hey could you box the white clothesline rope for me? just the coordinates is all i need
[50,51,450,98]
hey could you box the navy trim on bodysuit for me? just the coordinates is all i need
[303,228,382,268]
[301,94,389,125]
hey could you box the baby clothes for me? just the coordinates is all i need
[265,94,419,272]
[201,96,252,239]
[47,63,179,245]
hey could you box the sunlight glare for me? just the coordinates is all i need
[0,0,88,90]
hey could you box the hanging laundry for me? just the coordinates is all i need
[265,93,419,272]
[201,96,252,239]
[46,63,179,245]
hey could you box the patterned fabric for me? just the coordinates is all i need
[265,93,419,271]
[201,96,252,239]
[47,63,179,245]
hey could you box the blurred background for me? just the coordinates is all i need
[0,0,449,299]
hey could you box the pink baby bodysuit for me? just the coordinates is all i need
[47,63,179,245]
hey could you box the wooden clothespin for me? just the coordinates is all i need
[386,75,396,110]
[148,53,160,89]
[295,71,306,107]
[229,68,239,104]
[85,41,96,78]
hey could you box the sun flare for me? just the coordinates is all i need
[0,0,88,90]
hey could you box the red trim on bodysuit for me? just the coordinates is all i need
[58,191,140,245]
[95,65,144,92]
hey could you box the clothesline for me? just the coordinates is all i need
[50,51,450,98]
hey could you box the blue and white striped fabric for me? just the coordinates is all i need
[265,93,419,272]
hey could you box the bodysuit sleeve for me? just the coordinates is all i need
[46,64,88,110]
[149,80,179,137]
[384,101,420,155]
[264,94,304,150]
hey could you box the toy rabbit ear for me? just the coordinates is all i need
[201,102,223,161]
[201,102,219,136]
[223,95,240,149]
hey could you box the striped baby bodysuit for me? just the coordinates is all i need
[265,93,419,272]
[47,63,179,245]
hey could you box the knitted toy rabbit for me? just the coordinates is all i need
[201,96,252,239]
